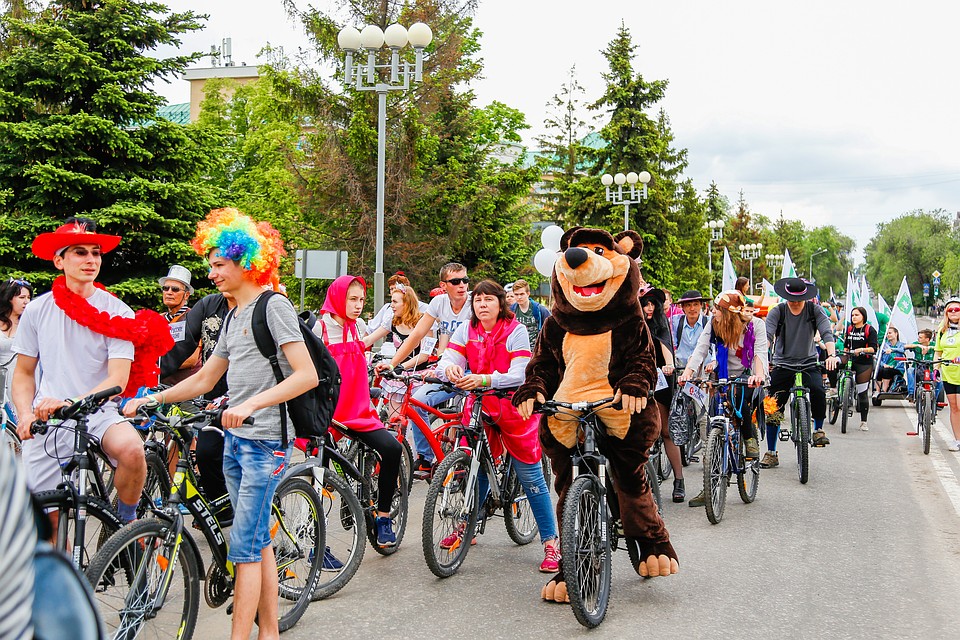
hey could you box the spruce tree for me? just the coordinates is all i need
[0,0,217,305]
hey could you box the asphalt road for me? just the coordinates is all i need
[192,391,960,640]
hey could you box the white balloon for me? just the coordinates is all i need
[540,225,564,252]
[534,248,558,277]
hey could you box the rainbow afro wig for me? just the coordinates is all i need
[191,208,285,288]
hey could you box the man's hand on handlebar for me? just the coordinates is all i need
[825,354,840,371]
[221,400,256,430]
[678,368,694,384]
[518,392,546,420]
[16,411,38,441]
[34,396,71,422]
[747,374,765,388]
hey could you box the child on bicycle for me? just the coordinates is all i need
[317,275,403,547]
[679,290,767,500]
[435,279,559,573]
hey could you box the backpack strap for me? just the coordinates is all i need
[674,314,684,349]
[249,291,290,447]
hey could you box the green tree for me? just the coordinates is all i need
[0,0,217,306]
[278,0,536,301]
[800,225,855,295]
[864,209,959,304]
[536,64,589,219]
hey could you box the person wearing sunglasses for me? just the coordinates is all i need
[1,278,33,424]
[158,265,200,386]
[379,262,472,477]
[935,298,960,451]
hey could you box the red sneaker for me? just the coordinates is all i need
[539,543,560,573]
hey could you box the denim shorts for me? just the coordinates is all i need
[223,431,291,564]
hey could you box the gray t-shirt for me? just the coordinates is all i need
[765,302,835,368]
[212,293,303,441]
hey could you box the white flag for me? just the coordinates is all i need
[763,278,778,299]
[830,286,836,303]
[781,249,797,279]
[859,275,879,331]
[877,293,891,316]
[721,247,738,292]
[843,272,856,326]
[889,276,919,345]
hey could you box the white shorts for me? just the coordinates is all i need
[22,403,124,494]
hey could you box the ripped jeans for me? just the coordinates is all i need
[478,457,557,543]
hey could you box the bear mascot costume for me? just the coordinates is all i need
[514,226,679,603]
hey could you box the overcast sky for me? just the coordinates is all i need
[154,0,960,261]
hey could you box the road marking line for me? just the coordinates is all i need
[902,404,960,517]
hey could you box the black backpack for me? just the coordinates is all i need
[250,292,341,446]
[774,301,819,339]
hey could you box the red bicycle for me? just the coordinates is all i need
[377,369,465,478]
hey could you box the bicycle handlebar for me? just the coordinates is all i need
[30,386,123,435]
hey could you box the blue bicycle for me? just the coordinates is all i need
[700,378,761,524]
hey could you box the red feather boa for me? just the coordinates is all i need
[51,276,174,397]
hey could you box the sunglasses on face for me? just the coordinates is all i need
[443,277,470,286]
[162,285,184,293]
[947,306,960,314]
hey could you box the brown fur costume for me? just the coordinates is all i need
[513,227,677,581]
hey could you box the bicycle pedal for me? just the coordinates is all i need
[689,456,699,464]
[778,430,790,442]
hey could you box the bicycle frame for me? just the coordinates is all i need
[392,380,463,461]
[789,371,812,441]
[709,380,750,477]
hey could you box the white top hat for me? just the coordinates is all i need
[158,264,194,294]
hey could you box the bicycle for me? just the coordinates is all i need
[828,350,856,433]
[898,357,948,456]
[421,381,550,579]
[85,404,324,639]
[30,387,170,573]
[775,365,818,485]
[698,377,761,524]
[533,396,654,628]
[375,368,467,481]
[285,416,411,601]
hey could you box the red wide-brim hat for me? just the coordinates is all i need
[32,221,122,260]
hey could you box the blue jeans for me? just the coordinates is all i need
[412,383,457,461]
[477,458,557,543]
[222,431,291,564]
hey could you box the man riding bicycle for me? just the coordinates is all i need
[762,278,840,467]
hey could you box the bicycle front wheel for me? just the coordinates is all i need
[422,450,479,577]
[561,474,612,629]
[311,469,365,601]
[921,391,933,456]
[363,448,410,556]
[272,477,324,632]
[85,517,200,640]
[840,379,853,434]
[795,399,810,485]
[34,490,122,572]
[828,385,840,425]
[702,424,727,524]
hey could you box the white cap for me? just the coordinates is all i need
[158,264,194,294]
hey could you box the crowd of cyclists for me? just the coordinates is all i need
[3,210,960,638]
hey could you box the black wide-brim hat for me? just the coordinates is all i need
[639,285,666,306]
[677,289,710,304]
[774,277,819,302]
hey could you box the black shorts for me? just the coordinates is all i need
[944,380,960,396]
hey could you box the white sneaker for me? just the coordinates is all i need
[948,440,960,452]
[859,422,869,431]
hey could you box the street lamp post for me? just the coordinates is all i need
[739,242,762,291]
[703,219,725,298]
[809,248,827,283]
[338,22,433,309]
[601,170,651,231]
[766,252,785,273]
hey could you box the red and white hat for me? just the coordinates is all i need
[31,220,121,260]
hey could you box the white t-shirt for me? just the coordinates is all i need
[428,293,472,338]
[12,290,134,403]
[317,313,367,345]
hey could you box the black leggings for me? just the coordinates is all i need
[853,361,873,422]
[196,428,228,505]
[768,366,827,423]
[353,428,402,514]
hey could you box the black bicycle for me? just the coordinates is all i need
[900,357,948,455]
[534,396,656,628]
[827,350,856,433]
[31,387,170,573]
[85,403,324,639]
[421,380,550,579]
